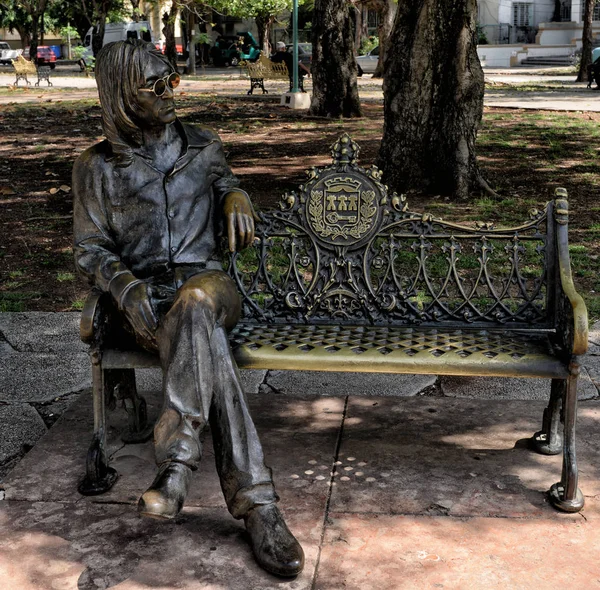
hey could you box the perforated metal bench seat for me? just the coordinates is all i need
[99,323,567,380]
[230,324,567,378]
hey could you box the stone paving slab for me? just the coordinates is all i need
[0,404,46,465]
[317,514,598,590]
[441,373,598,400]
[0,351,91,402]
[2,393,600,589]
[329,397,600,519]
[2,391,345,514]
[0,312,85,353]
[0,501,318,590]
[264,370,436,397]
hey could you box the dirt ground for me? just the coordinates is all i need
[1,94,599,315]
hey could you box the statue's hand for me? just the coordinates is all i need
[119,282,158,348]
[224,191,259,252]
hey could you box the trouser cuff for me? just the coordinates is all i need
[228,483,279,519]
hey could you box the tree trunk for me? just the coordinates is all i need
[92,19,106,57]
[187,10,196,75]
[162,5,179,72]
[377,0,490,200]
[131,0,140,22]
[372,0,396,78]
[16,28,31,50]
[353,2,363,49]
[309,0,362,118]
[578,0,595,82]
[30,16,39,62]
[255,14,274,55]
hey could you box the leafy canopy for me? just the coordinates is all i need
[208,0,304,19]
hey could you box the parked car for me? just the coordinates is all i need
[0,41,22,65]
[285,43,312,71]
[212,32,261,67]
[24,46,57,68]
[356,45,379,76]
[156,43,184,57]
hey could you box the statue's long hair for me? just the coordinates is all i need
[96,39,172,167]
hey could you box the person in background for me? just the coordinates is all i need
[270,40,310,91]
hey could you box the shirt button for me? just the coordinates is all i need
[168,209,176,219]
[171,246,177,252]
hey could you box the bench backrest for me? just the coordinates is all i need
[229,134,562,331]
[244,53,288,78]
[12,54,37,74]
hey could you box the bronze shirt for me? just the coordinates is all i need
[73,120,241,291]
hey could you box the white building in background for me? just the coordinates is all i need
[477,0,600,66]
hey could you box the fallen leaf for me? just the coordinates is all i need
[49,187,59,195]
[59,185,71,193]
[0,186,15,195]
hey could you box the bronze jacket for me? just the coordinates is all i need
[73,120,240,291]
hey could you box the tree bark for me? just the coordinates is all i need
[372,0,396,78]
[162,4,179,73]
[30,15,39,62]
[377,0,490,200]
[130,0,140,22]
[92,19,106,57]
[255,14,274,55]
[353,2,363,48]
[309,0,362,118]
[578,0,595,83]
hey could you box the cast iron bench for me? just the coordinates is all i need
[241,53,301,95]
[11,55,52,87]
[78,134,588,515]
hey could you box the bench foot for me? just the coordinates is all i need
[121,391,154,444]
[549,482,584,513]
[78,428,119,495]
[530,378,563,455]
[109,368,154,444]
[530,430,563,455]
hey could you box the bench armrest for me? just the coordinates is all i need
[554,190,588,358]
[80,289,104,345]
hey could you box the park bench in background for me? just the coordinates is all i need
[78,134,588,516]
[241,53,291,95]
[11,55,53,87]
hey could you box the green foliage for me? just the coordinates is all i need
[207,0,302,19]
[194,32,211,45]
[59,24,79,43]
[0,1,32,37]
[477,25,488,45]
[358,35,378,56]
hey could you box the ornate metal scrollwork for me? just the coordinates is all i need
[228,135,553,329]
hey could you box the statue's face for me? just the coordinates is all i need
[134,54,177,128]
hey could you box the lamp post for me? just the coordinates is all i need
[292,0,299,93]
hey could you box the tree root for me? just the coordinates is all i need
[474,174,499,199]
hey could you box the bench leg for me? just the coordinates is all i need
[530,378,563,455]
[111,368,154,444]
[78,350,118,495]
[548,366,584,513]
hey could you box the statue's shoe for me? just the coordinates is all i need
[244,504,305,577]
[138,462,192,520]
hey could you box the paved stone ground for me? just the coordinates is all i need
[0,318,599,588]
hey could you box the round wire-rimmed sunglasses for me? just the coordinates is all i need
[139,72,181,97]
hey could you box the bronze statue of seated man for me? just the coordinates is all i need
[72,38,304,578]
